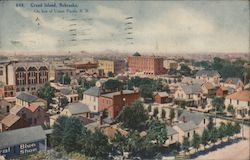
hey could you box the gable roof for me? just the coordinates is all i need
[178,110,207,125]
[167,126,178,136]
[0,126,46,148]
[180,84,202,94]
[196,69,220,77]
[225,90,250,102]
[28,104,40,112]
[133,52,141,56]
[225,77,242,85]
[0,114,21,127]
[202,82,215,90]
[16,92,38,103]
[65,103,90,115]
[156,92,169,97]
[84,87,102,97]
[175,121,198,132]
[10,105,26,115]
[60,88,72,95]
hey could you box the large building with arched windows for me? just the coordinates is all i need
[0,61,49,95]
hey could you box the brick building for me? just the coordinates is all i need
[98,59,126,76]
[99,90,140,118]
[128,52,165,75]
[1,61,49,94]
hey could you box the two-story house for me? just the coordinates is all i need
[225,90,250,118]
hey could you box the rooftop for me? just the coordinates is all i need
[101,90,136,98]
[84,87,102,97]
[0,114,21,127]
[196,69,220,77]
[166,126,178,136]
[180,84,202,94]
[175,121,198,132]
[0,126,46,148]
[16,92,38,103]
[64,102,90,115]
[225,77,242,85]
[225,90,250,102]
[178,110,207,125]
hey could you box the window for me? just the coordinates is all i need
[203,119,206,124]
[170,136,173,141]
[187,132,190,138]
[6,106,10,113]
[237,100,239,105]
[248,101,250,106]
[230,99,232,104]
[193,130,196,135]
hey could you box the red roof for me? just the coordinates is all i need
[28,104,39,112]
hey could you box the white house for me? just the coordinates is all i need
[195,69,221,84]
[178,110,208,135]
[82,86,102,113]
[174,84,204,107]
[60,102,90,117]
[173,121,198,143]
[225,90,250,118]
[223,77,244,91]
[164,126,179,146]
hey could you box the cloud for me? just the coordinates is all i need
[16,30,58,51]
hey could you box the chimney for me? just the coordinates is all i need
[120,90,123,95]
[99,112,103,126]
[182,116,186,123]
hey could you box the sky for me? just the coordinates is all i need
[0,0,249,55]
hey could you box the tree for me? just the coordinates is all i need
[209,127,218,144]
[59,96,68,108]
[153,107,159,118]
[225,122,234,140]
[146,119,168,147]
[148,104,152,113]
[139,84,153,99]
[179,64,192,76]
[102,109,109,119]
[112,131,129,155]
[104,79,122,91]
[192,133,201,152]
[50,116,84,152]
[227,105,235,116]
[207,116,214,130]
[83,129,111,159]
[212,97,225,113]
[218,122,227,141]
[169,108,175,125]
[233,122,241,135]
[182,137,190,153]
[107,71,114,77]
[59,73,71,85]
[161,109,166,119]
[77,87,85,100]
[62,117,84,153]
[118,101,148,130]
[37,82,55,109]
[201,129,210,149]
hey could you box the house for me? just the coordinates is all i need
[201,82,216,95]
[164,126,179,146]
[224,77,244,90]
[216,86,234,97]
[99,90,140,118]
[82,86,103,113]
[16,92,47,108]
[174,84,204,107]
[0,100,13,120]
[225,90,250,118]
[59,88,79,103]
[195,69,221,84]
[154,92,169,104]
[173,121,198,143]
[178,110,208,134]
[0,114,29,132]
[0,126,47,159]
[60,102,90,117]
[10,104,49,126]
